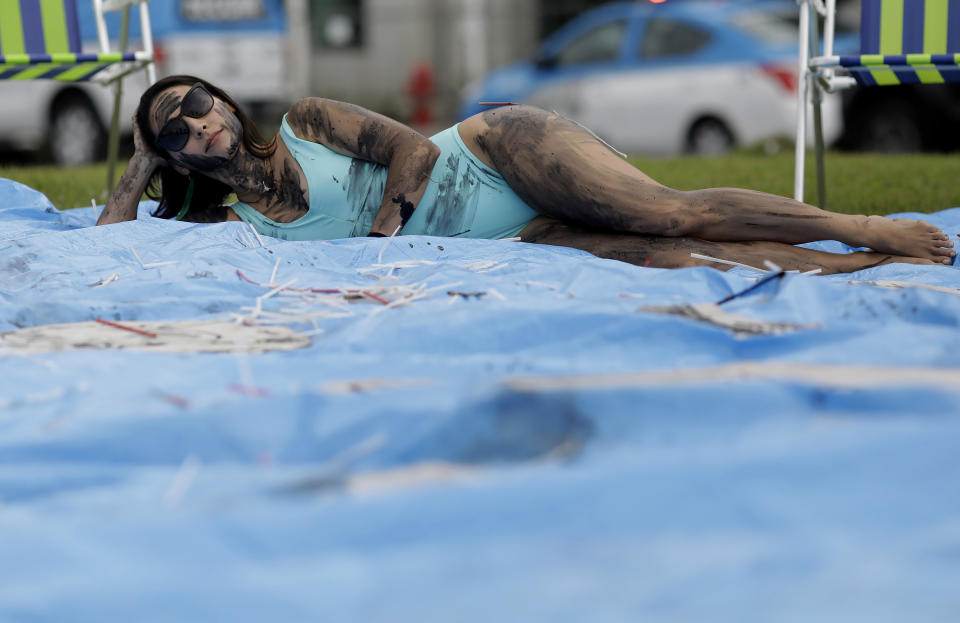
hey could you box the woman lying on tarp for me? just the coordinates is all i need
[98,75,955,275]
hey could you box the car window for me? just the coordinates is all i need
[555,20,627,66]
[639,18,711,59]
[731,11,798,45]
[732,9,857,45]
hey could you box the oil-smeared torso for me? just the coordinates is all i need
[230,116,387,239]
[230,115,537,241]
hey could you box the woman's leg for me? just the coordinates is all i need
[459,107,954,264]
[518,217,936,275]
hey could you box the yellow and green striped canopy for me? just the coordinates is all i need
[840,0,960,85]
[0,0,135,81]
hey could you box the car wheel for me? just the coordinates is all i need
[857,101,923,152]
[686,118,734,156]
[48,95,105,166]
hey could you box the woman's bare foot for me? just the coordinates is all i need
[856,217,955,264]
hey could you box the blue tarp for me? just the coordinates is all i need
[1,177,959,621]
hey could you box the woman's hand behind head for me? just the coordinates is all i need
[132,114,166,169]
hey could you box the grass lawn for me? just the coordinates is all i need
[1,151,957,216]
[0,162,118,210]
[629,151,960,216]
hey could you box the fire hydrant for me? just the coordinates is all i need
[407,61,435,129]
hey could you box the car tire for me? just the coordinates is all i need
[856,101,924,153]
[686,118,734,156]
[48,94,106,166]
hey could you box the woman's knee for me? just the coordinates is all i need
[656,190,727,237]
[615,188,706,237]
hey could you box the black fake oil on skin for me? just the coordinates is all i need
[176,152,229,173]
[392,194,416,225]
[473,106,845,245]
[241,163,309,222]
[411,152,481,237]
[474,106,650,232]
[343,159,387,232]
[356,118,386,160]
[287,99,442,229]
[476,107,700,235]
[174,102,244,173]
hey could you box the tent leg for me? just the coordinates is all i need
[810,11,827,210]
[793,1,811,203]
[811,85,827,210]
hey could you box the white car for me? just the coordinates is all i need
[0,0,290,166]
[459,0,849,156]
[0,80,143,166]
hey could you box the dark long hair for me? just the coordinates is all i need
[135,75,276,220]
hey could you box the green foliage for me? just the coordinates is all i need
[2,152,958,216]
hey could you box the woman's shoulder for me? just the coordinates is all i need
[285,97,342,139]
[287,97,328,118]
[284,99,318,140]
[286,97,385,142]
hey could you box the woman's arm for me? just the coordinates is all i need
[97,122,165,226]
[286,98,440,236]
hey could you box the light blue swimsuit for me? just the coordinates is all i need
[230,116,538,241]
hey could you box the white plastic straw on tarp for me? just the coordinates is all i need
[421,281,465,294]
[259,278,298,302]
[0,383,89,410]
[517,280,560,290]
[367,281,459,315]
[377,224,402,265]
[130,245,177,269]
[367,259,441,270]
[849,279,960,296]
[269,258,281,285]
[91,273,119,288]
[233,237,518,327]
[463,260,509,273]
[247,223,266,248]
[163,455,201,509]
[234,350,257,390]
[487,288,507,301]
[690,253,767,273]
[316,433,388,476]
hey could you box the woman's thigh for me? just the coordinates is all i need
[458,106,691,234]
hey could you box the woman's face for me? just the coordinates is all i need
[149,83,243,172]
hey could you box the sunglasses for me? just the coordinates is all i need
[156,82,215,153]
